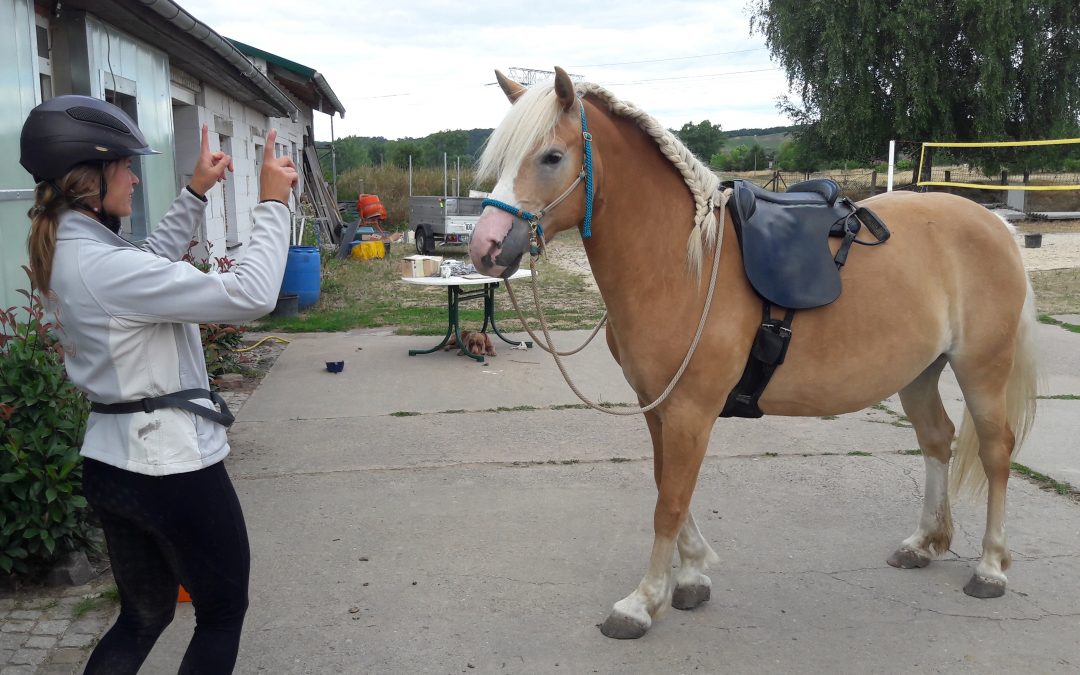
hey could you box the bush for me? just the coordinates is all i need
[0,268,95,576]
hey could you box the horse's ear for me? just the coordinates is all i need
[495,70,526,104]
[553,66,576,112]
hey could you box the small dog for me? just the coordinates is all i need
[444,330,496,357]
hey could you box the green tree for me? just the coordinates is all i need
[774,139,822,173]
[419,130,469,166]
[751,0,1080,160]
[674,120,725,160]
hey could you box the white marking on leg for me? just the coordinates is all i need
[675,512,719,589]
[611,536,677,626]
[900,456,951,556]
[975,483,1009,584]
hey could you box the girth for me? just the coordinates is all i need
[720,179,889,419]
[90,388,236,427]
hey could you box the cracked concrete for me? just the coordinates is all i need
[116,327,1080,674]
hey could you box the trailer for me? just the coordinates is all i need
[408,196,484,254]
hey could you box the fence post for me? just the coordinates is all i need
[886,140,895,192]
[871,170,878,194]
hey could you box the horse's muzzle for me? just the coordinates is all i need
[487,219,530,278]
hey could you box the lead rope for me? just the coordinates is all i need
[506,187,732,415]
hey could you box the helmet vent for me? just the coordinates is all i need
[67,106,131,134]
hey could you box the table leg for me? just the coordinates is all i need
[484,283,533,348]
[408,287,484,362]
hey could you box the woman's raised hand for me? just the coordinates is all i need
[260,129,299,204]
[189,123,233,196]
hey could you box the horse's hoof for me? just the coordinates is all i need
[963,575,1006,598]
[887,548,932,569]
[672,583,711,610]
[600,611,650,639]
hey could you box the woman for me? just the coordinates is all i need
[19,94,297,674]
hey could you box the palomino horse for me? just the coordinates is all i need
[469,67,1038,639]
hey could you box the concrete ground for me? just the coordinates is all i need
[119,324,1080,673]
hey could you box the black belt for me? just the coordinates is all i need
[89,388,235,427]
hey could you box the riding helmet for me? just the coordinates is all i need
[19,95,160,182]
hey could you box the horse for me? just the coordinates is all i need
[468,66,1038,639]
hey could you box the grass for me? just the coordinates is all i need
[1038,394,1080,400]
[1011,462,1075,495]
[256,243,606,335]
[1037,313,1080,333]
[71,586,120,619]
[1030,270,1080,316]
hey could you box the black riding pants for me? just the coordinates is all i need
[81,457,250,675]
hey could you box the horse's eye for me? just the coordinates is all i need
[541,151,563,165]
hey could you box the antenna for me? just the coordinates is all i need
[507,67,586,86]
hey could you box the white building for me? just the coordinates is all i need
[0,0,344,308]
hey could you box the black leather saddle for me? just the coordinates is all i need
[727,179,858,309]
[719,179,890,419]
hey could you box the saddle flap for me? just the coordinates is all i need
[728,180,849,310]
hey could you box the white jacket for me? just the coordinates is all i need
[47,190,290,475]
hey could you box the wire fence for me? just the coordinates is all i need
[716,169,912,199]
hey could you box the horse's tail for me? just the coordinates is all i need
[949,278,1039,497]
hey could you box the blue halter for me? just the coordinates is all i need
[482,97,596,239]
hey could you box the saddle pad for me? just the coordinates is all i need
[728,180,852,310]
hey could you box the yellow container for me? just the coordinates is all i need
[350,240,386,261]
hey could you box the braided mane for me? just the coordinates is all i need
[477,80,723,276]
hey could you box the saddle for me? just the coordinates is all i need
[728,179,888,309]
[720,178,890,418]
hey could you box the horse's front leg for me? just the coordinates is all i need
[601,408,712,639]
[673,511,721,609]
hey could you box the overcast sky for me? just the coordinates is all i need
[175,0,796,141]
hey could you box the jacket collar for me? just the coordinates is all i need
[56,209,138,249]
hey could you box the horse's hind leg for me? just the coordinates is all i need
[950,361,1017,598]
[889,356,955,569]
[601,407,712,639]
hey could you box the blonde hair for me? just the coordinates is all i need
[27,165,102,293]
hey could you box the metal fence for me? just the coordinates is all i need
[717,169,910,198]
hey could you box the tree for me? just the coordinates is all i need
[750,0,1080,160]
[774,139,822,174]
[674,120,725,160]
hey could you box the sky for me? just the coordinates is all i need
[175,0,797,142]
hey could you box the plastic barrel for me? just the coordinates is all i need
[281,246,320,309]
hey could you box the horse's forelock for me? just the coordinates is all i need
[477,83,563,183]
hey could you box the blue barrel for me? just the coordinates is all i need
[281,246,321,309]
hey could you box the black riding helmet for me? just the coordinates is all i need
[19,94,159,183]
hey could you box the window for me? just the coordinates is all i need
[219,135,239,246]
[104,89,148,241]
[35,13,52,101]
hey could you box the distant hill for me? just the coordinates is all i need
[723,125,799,153]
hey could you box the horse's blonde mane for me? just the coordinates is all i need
[478,80,723,277]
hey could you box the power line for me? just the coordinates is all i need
[356,66,782,102]
[603,66,780,86]
[569,48,768,68]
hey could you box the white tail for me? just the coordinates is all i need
[949,280,1040,497]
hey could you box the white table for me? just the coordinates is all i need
[400,268,534,362]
